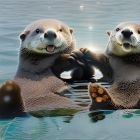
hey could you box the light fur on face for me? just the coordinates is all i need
[19,19,75,55]
[105,22,140,56]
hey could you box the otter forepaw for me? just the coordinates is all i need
[79,48,93,62]
[80,48,89,54]
[69,50,86,67]
[67,55,76,64]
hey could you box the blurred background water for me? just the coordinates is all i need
[1,0,140,139]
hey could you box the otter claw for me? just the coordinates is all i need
[86,59,92,62]
[76,60,85,67]
[70,53,78,59]
[72,50,84,58]
[80,48,89,54]
[67,56,75,63]
[69,51,86,66]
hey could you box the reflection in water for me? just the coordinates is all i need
[0,109,140,139]
[0,123,11,139]
[0,110,140,140]
[1,117,51,139]
[63,116,74,123]
[122,109,140,118]
[88,110,114,123]
[90,114,106,123]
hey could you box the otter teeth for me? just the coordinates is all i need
[46,45,55,52]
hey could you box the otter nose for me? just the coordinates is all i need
[121,29,133,38]
[44,30,57,39]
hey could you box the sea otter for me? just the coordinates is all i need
[15,19,93,80]
[80,22,140,110]
[0,19,93,117]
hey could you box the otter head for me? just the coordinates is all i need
[19,19,75,55]
[105,22,140,57]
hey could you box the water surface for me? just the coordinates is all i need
[1,0,140,139]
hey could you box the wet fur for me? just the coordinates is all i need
[81,22,140,109]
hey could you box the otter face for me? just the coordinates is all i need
[19,19,75,54]
[105,22,140,56]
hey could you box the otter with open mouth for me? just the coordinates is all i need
[0,19,92,117]
[80,22,140,110]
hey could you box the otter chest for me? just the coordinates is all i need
[109,56,140,82]
[15,53,61,80]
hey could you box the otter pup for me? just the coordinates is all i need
[0,19,93,116]
[80,22,140,110]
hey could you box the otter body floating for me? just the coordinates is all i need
[0,19,93,117]
[81,22,140,110]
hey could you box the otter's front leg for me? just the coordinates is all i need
[80,48,113,83]
[70,50,95,79]
[51,52,85,80]
[80,48,108,71]
[88,83,116,110]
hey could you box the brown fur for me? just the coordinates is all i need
[81,22,140,110]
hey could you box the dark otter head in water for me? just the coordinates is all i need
[19,19,75,55]
[105,22,140,58]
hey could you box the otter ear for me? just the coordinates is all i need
[107,30,112,36]
[69,28,74,35]
[19,31,30,41]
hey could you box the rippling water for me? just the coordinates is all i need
[1,0,140,139]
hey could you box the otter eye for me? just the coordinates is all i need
[138,30,140,34]
[60,29,62,32]
[36,29,40,33]
[116,28,120,32]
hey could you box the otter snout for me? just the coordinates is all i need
[106,22,140,56]
[121,29,133,38]
[44,30,57,39]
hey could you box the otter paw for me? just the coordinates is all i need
[80,48,90,54]
[71,50,84,58]
[88,83,110,103]
[0,80,25,116]
[69,50,86,67]
[79,48,93,61]
[67,55,76,64]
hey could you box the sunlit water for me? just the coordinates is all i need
[1,0,140,139]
